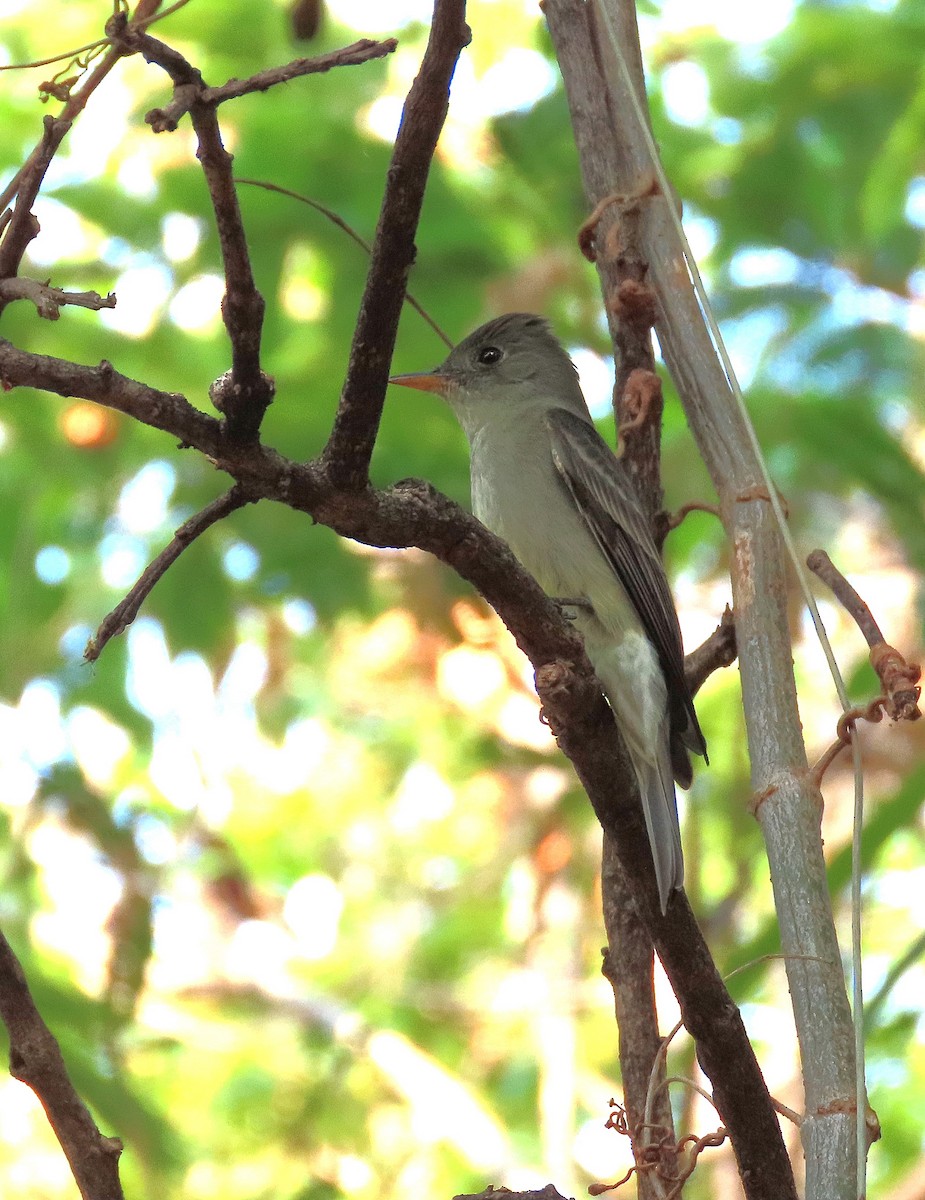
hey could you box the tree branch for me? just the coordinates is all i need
[1,331,790,1200]
[684,607,737,698]
[0,277,115,319]
[543,0,817,1195]
[143,39,397,130]
[322,0,471,489]
[111,20,273,441]
[0,116,71,285]
[807,549,922,723]
[0,927,124,1200]
[85,485,255,662]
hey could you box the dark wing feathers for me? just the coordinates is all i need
[546,408,707,763]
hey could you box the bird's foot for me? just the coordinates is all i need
[554,596,594,623]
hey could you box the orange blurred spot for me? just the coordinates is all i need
[60,402,119,448]
[535,828,572,874]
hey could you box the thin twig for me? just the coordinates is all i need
[806,549,886,649]
[0,926,125,1200]
[0,38,109,72]
[807,548,922,722]
[0,0,164,218]
[144,39,397,130]
[0,117,71,283]
[202,40,397,104]
[235,178,453,349]
[683,607,736,697]
[323,0,471,489]
[0,278,115,319]
[85,486,253,662]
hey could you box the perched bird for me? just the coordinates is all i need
[390,313,707,913]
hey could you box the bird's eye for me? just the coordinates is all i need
[477,345,503,365]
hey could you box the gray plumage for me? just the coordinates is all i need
[391,313,707,912]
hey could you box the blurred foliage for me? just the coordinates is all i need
[0,0,924,1197]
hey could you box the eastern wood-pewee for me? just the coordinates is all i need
[391,312,707,912]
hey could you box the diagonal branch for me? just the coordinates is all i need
[0,927,124,1200]
[0,336,797,1200]
[0,1,165,245]
[322,0,471,489]
[111,20,273,441]
[807,549,922,723]
[0,116,71,285]
[85,485,255,662]
[684,607,737,698]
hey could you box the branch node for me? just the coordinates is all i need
[577,176,660,262]
[616,367,660,447]
[609,277,659,330]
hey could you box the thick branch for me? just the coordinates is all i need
[545,2,861,1196]
[322,0,471,488]
[1,335,794,1199]
[0,927,124,1200]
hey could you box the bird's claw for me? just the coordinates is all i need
[555,596,594,622]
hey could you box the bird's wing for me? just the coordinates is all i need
[546,407,707,761]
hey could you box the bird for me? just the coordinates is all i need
[390,312,707,912]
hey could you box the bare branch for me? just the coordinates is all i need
[0,927,124,1200]
[0,116,71,283]
[807,548,922,723]
[202,40,397,105]
[806,549,886,648]
[601,839,680,1193]
[684,607,737,697]
[109,21,273,441]
[85,486,254,662]
[586,61,677,1195]
[144,39,396,130]
[0,277,115,319]
[0,0,165,219]
[322,0,471,489]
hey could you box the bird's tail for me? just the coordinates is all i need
[630,722,684,915]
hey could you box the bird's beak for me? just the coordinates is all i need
[388,370,452,397]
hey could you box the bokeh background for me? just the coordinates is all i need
[1,0,924,1196]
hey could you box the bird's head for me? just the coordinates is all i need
[390,313,587,432]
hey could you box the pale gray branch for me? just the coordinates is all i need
[544,1,859,1196]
